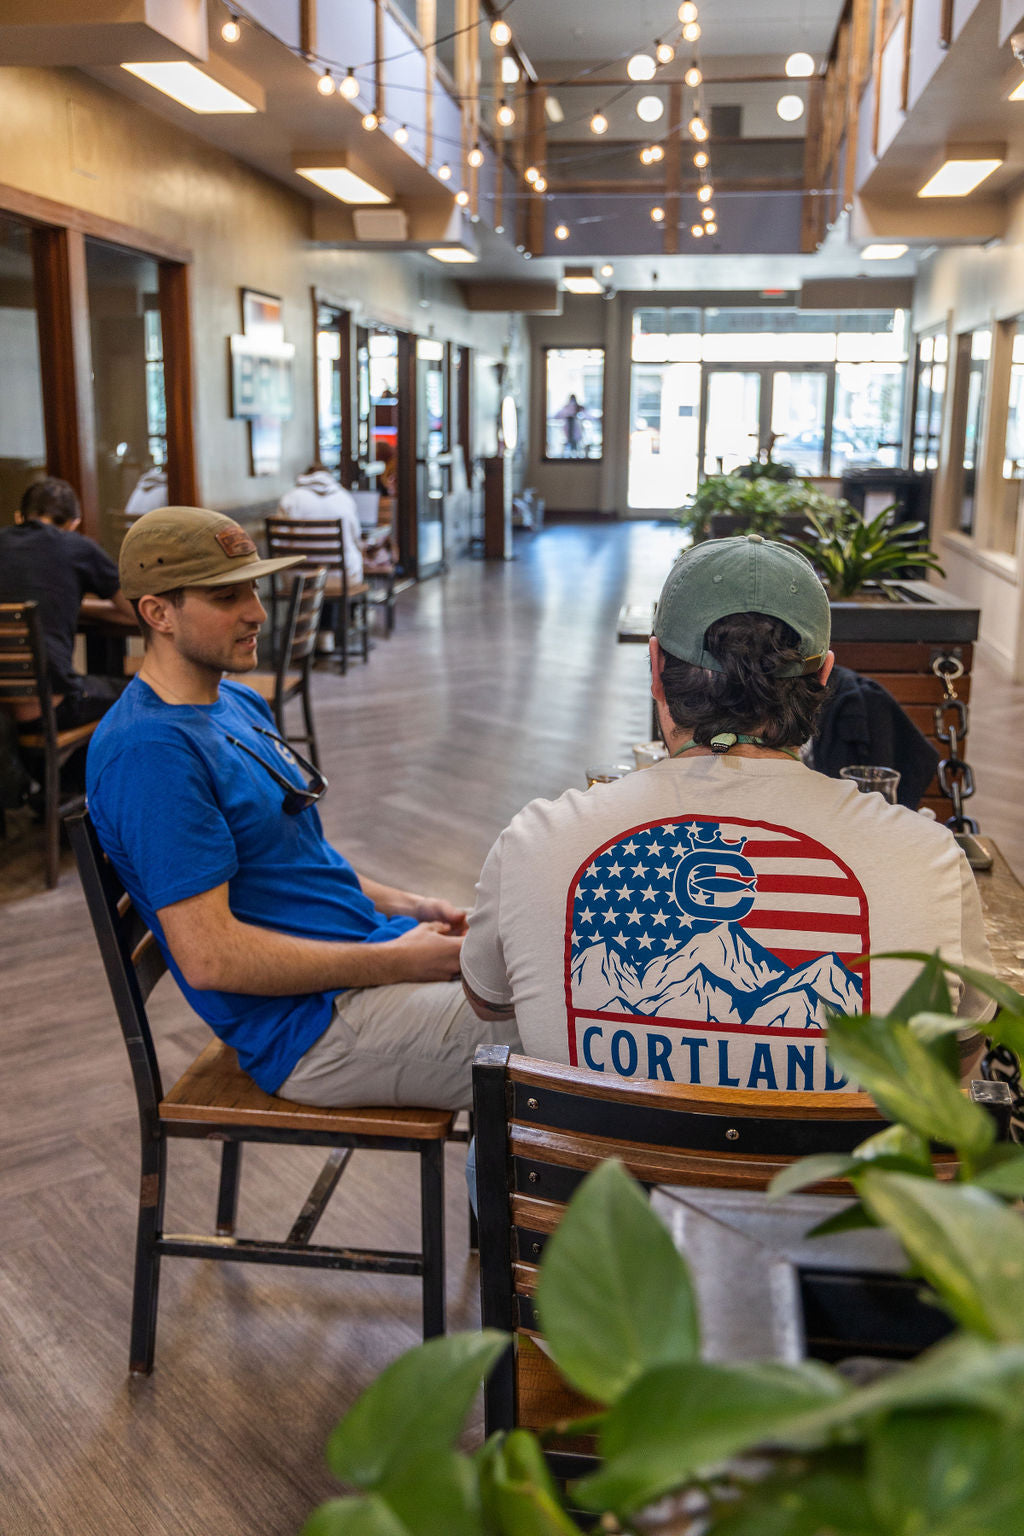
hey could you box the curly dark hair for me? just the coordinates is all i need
[659,612,828,750]
[20,477,80,527]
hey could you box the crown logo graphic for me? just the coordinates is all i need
[683,821,748,855]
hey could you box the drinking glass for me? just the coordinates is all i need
[839,765,901,804]
[632,740,669,769]
[585,764,634,788]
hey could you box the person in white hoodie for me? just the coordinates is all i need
[277,464,364,585]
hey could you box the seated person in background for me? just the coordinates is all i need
[0,477,133,730]
[277,463,363,586]
[461,535,994,1092]
[87,507,519,1109]
[124,463,168,516]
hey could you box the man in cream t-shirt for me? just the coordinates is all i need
[461,536,994,1092]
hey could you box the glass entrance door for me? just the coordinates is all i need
[769,370,830,476]
[415,338,447,577]
[703,371,761,475]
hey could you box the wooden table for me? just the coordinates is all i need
[77,597,139,675]
[974,836,1024,994]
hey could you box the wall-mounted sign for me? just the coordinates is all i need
[229,289,294,475]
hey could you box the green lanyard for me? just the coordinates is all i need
[672,731,801,762]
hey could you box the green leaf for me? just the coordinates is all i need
[324,1331,509,1487]
[768,1153,859,1200]
[302,1496,411,1536]
[535,1160,699,1405]
[853,1123,933,1173]
[805,1201,877,1238]
[377,1450,484,1536]
[973,1146,1024,1197]
[867,951,1024,1019]
[857,1170,1024,1341]
[574,1359,846,1516]
[710,1454,884,1536]
[825,1011,994,1162]
[866,1407,1006,1533]
[477,1432,583,1536]
[888,954,950,1022]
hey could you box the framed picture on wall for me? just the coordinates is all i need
[241,288,284,344]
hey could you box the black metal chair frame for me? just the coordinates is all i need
[241,566,328,769]
[69,810,451,1373]
[0,600,97,887]
[265,517,369,675]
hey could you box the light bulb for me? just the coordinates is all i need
[317,70,336,97]
[690,222,704,237]
[533,176,547,192]
[627,53,656,82]
[455,189,469,206]
[656,41,675,64]
[651,206,665,223]
[640,147,653,165]
[698,183,713,202]
[554,223,570,240]
[688,115,707,139]
[682,20,701,41]
[496,100,516,126]
[362,110,379,131]
[785,51,815,77]
[685,64,702,87]
[340,69,360,100]
[394,123,409,144]
[525,165,539,182]
[590,111,608,134]
[693,149,709,168]
[776,93,805,122]
[705,220,717,234]
[468,144,484,168]
[437,162,452,180]
[701,205,714,221]
[600,263,614,278]
[636,95,664,123]
[490,18,512,46]
[220,15,241,43]
[678,0,698,20]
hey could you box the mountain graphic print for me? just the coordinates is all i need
[563,815,869,1091]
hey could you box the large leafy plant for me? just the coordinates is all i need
[303,956,1024,1536]
[679,475,855,544]
[792,503,945,599]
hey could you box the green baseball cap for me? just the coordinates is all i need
[119,506,303,600]
[653,534,830,676]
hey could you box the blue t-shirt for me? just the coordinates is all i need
[86,678,416,1092]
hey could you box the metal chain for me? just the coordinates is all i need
[932,653,979,834]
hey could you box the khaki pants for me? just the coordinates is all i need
[277,979,520,1110]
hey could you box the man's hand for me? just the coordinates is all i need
[389,921,465,981]
[412,896,468,934]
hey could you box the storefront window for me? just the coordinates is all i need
[831,361,904,473]
[913,331,947,472]
[544,348,604,460]
[0,213,47,522]
[958,328,990,536]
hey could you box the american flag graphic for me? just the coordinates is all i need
[563,815,869,1091]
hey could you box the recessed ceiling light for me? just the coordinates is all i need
[120,61,258,113]
[295,165,391,204]
[427,246,478,263]
[563,268,604,294]
[862,244,908,259]
[918,157,1003,196]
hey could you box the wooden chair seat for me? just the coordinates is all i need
[235,671,300,705]
[323,575,370,599]
[162,1038,453,1141]
[18,720,98,753]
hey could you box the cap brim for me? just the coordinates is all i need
[190,554,307,587]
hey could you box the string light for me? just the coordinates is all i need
[468,144,484,168]
[496,99,516,126]
[600,263,614,277]
[785,51,815,77]
[590,111,609,134]
[362,110,379,130]
[640,143,664,164]
[640,147,654,165]
[691,222,705,237]
[650,206,665,222]
[627,53,656,82]
[554,223,570,240]
[682,20,701,41]
[701,205,715,221]
[317,69,336,96]
[705,220,717,234]
[636,95,664,123]
[394,123,409,144]
[688,115,708,140]
[678,1,699,20]
[698,183,714,202]
[490,17,512,46]
[221,13,241,43]
[340,69,360,100]
[656,41,675,64]
[685,64,702,87]
[533,175,548,192]
[693,149,709,168]
[777,94,805,122]
[437,161,452,180]
[524,165,539,183]
[455,189,469,206]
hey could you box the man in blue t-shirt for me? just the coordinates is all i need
[86,505,519,1109]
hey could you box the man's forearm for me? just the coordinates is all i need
[357,872,421,918]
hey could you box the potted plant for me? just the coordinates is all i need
[301,956,1024,1536]
[679,475,851,545]
[791,503,945,600]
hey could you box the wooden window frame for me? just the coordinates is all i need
[541,345,606,464]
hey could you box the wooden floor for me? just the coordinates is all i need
[0,518,1021,1534]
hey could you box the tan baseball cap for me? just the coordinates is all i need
[119,506,304,600]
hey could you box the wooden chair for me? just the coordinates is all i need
[0,601,99,887]
[68,810,454,1374]
[264,517,370,674]
[473,1045,890,1477]
[234,566,328,769]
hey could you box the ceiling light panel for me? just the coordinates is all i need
[295,166,390,204]
[918,158,1003,196]
[861,244,908,259]
[121,61,258,113]
[427,246,478,262]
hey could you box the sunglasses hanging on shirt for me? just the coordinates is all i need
[225,725,327,815]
